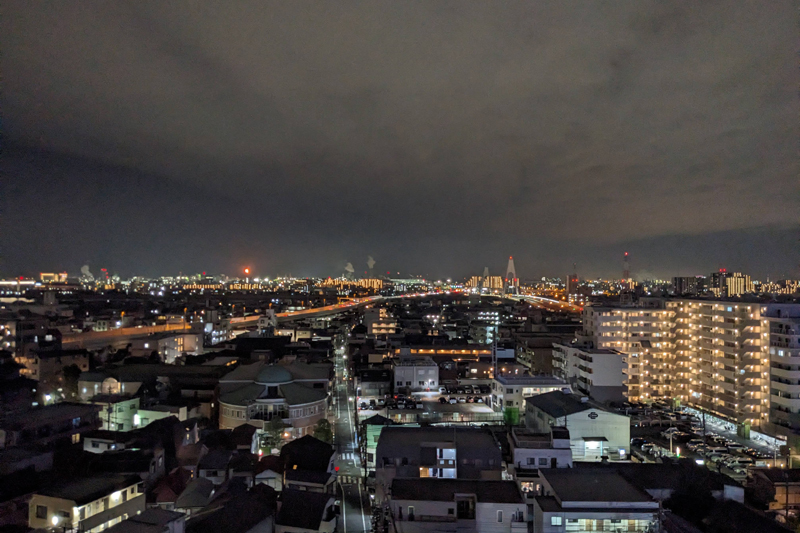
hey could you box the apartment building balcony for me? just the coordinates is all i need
[741,371,761,379]
[770,408,800,431]
[738,383,761,392]
[771,381,800,394]
[740,356,762,366]
[737,398,761,407]
[623,377,640,386]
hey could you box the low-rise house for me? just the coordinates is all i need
[89,448,166,490]
[532,470,658,533]
[0,402,101,449]
[748,468,800,512]
[490,375,568,422]
[393,356,439,392]
[28,474,145,533]
[104,508,185,533]
[509,427,573,472]
[197,449,233,486]
[356,368,392,400]
[88,394,140,432]
[361,414,394,474]
[280,435,335,493]
[524,391,630,461]
[388,479,527,533]
[275,489,336,533]
[174,477,215,517]
[186,484,277,533]
[375,427,503,503]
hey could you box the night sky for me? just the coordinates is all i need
[3,2,798,280]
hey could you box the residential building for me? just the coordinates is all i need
[356,368,392,400]
[218,362,330,439]
[393,356,439,392]
[578,304,675,403]
[104,508,185,533]
[196,449,233,486]
[28,474,145,533]
[388,479,527,533]
[275,489,336,533]
[361,414,395,474]
[88,394,141,432]
[524,391,630,461]
[280,435,335,493]
[17,348,90,396]
[532,470,658,533]
[552,344,625,403]
[750,468,800,513]
[509,427,573,472]
[130,332,203,364]
[490,375,568,423]
[762,304,800,439]
[364,308,397,336]
[0,402,101,449]
[374,427,503,502]
[578,300,800,439]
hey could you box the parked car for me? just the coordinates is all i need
[641,443,657,454]
[448,398,457,404]
[687,439,704,450]
[466,396,474,403]
[415,402,424,409]
[439,397,448,404]
[359,402,368,410]
[475,397,484,403]
[631,438,646,447]
[726,442,745,451]
[457,397,467,403]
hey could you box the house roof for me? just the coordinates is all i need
[524,391,596,417]
[280,435,333,472]
[276,489,333,530]
[541,470,654,503]
[175,477,215,509]
[37,474,141,505]
[361,414,392,426]
[285,469,333,486]
[198,450,233,470]
[391,479,523,504]
[104,508,184,533]
[280,382,327,405]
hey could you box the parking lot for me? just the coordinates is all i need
[628,405,782,482]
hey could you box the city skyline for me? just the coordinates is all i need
[3,2,798,280]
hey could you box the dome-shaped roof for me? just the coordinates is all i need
[255,365,293,385]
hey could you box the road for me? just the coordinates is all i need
[332,344,370,533]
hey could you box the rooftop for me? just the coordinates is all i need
[525,391,608,417]
[391,479,523,503]
[37,474,141,505]
[542,470,654,504]
[275,489,333,530]
[495,375,567,385]
[2,402,101,429]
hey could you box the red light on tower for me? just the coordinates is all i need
[244,267,251,276]
[334,466,339,472]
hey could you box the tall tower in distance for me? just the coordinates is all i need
[623,252,630,281]
[505,256,519,294]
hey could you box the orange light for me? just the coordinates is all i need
[244,267,251,275]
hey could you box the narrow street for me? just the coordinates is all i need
[333,344,370,533]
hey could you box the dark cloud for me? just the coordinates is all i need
[2,1,797,279]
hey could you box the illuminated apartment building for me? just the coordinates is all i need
[581,300,800,437]
[577,306,675,403]
[667,300,768,431]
